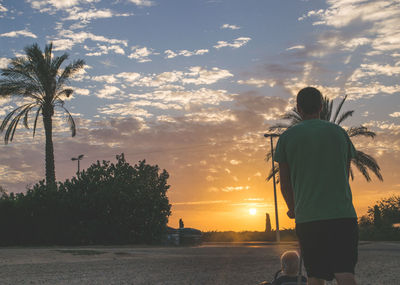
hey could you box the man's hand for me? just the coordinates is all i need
[287,209,295,219]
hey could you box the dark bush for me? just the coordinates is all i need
[0,154,171,245]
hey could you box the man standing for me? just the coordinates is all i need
[273,87,358,285]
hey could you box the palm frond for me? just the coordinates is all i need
[0,104,32,132]
[4,105,33,143]
[348,126,376,138]
[57,59,85,87]
[32,106,42,138]
[281,110,301,121]
[354,150,383,181]
[349,166,354,181]
[58,104,76,137]
[0,79,44,100]
[266,166,280,183]
[336,110,354,125]
[55,88,74,101]
[23,106,33,129]
[44,43,53,66]
[51,53,69,73]
[265,152,272,162]
[352,156,371,182]
[333,95,347,124]
[320,97,333,121]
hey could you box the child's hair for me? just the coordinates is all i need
[281,251,299,276]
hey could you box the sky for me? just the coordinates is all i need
[0,0,399,231]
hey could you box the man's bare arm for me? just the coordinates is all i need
[278,162,295,218]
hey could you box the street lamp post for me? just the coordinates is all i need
[71,154,84,175]
[264,133,280,243]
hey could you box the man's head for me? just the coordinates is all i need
[296,87,323,117]
[281,251,299,276]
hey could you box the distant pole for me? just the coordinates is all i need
[264,133,280,243]
[71,154,84,175]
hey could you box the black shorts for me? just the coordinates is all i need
[296,218,358,281]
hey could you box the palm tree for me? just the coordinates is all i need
[0,43,85,187]
[266,95,383,183]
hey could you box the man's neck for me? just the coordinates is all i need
[301,114,320,120]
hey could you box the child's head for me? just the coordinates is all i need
[281,251,299,276]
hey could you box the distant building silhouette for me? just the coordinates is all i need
[265,213,272,233]
[179,218,184,229]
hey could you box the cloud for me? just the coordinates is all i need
[221,186,250,192]
[230,159,241,165]
[127,0,154,7]
[91,74,118,84]
[129,88,234,107]
[345,83,400,100]
[364,120,400,133]
[182,66,233,85]
[72,87,90,96]
[96,85,123,99]
[390,112,400,118]
[52,30,128,51]
[93,66,232,88]
[164,50,177,59]
[286,45,305,51]
[0,2,7,13]
[97,102,152,119]
[70,64,92,82]
[128,46,153,62]
[116,72,141,82]
[184,109,236,124]
[349,63,400,81]
[64,7,131,21]
[302,0,400,54]
[298,9,324,21]
[237,78,276,88]
[0,29,37,38]
[214,37,251,49]
[27,0,79,10]
[0,57,10,68]
[0,164,41,184]
[85,44,125,56]
[164,48,209,59]
[234,92,288,117]
[221,24,241,30]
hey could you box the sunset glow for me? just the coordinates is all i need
[0,0,399,232]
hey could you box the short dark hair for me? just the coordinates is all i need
[296,87,323,115]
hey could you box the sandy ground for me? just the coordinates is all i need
[0,241,398,284]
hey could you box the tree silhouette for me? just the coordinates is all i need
[0,43,85,186]
[266,95,383,183]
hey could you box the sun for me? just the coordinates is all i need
[249,208,257,215]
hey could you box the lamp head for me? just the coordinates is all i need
[264,133,280,138]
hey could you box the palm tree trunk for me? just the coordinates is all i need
[43,112,56,187]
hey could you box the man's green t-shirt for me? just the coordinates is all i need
[273,119,357,223]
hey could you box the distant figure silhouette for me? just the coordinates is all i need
[274,87,358,285]
[258,251,306,285]
[265,213,272,233]
[179,218,184,229]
